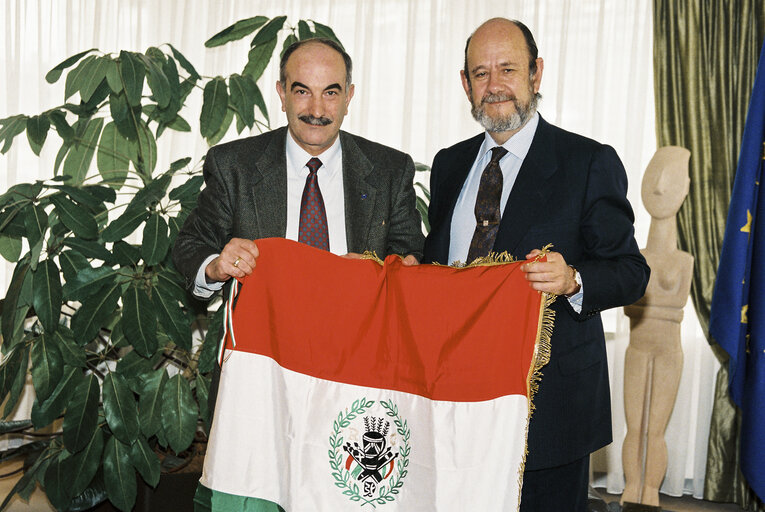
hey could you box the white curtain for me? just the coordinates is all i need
[0,0,719,499]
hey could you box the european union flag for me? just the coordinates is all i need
[709,40,765,502]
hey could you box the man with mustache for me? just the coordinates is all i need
[174,38,423,297]
[423,18,649,511]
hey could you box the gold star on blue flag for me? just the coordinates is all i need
[709,40,765,502]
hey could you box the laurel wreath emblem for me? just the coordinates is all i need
[328,397,411,507]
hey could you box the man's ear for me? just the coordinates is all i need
[460,70,471,101]
[344,84,355,114]
[276,80,287,112]
[532,58,544,94]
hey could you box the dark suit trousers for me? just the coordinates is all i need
[520,455,589,512]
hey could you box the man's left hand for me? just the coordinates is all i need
[521,249,579,296]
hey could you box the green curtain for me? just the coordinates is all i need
[653,0,765,509]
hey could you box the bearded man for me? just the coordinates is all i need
[422,18,649,512]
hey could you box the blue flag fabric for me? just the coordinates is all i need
[709,40,765,501]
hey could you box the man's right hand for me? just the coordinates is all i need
[205,238,260,283]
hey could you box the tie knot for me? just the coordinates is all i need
[489,146,508,163]
[306,157,323,175]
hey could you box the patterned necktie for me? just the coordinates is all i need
[298,157,329,251]
[466,146,508,263]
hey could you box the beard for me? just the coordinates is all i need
[470,88,539,133]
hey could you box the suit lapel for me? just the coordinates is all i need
[252,127,288,238]
[495,117,558,254]
[340,132,375,252]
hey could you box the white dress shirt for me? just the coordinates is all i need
[447,113,583,311]
[193,131,347,297]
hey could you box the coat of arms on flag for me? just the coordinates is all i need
[195,238,554,511]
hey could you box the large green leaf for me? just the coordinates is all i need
[103,372,140,444]
[161,374,197,453]
[79,57,112,103]
[242,38,278,84]
[196,372,211,433]
[63,117,104,185]
[128,120,157,177]
[0,345,25,406]
[51,185,108,211]
[121,284,158,357]
[138,54,171,109]
[116,349,161,394]
[97,122,131,186]
[63,374,100,453]
[103,434,136,512]
[52,326,87,367]
[251,16,287,47]
[297,20,313,40]
[280,33,298,59]
[200,77,229,139]
[167,44,200,81]
[168,175,203,204]
[228,74,257,129]
[129,435,160,487]
[50,194,98,239]
[101,203,149,242]
[198,307,224,374]
[0,234,22,262]
[312,20,344,47]
[4,344,30,417]
[46,49,96,84]
[22,203,48,249]
[44,451,74,511]
[109,90,140,141]
[67,428,104,497]
[58,249,90,283]
[63,237,112,261]
[141,213,169,266]
[26,115,50,155]
[1,261,30,352]
[207,106,233,146]
[152,279,191,350]
[206,16,269,47]
[112,240,141,266]
[105,58,123,93]
[32,259,62,334]
[62,266,118,301]
[64,55,98,100]
[47,110,75,142]
[30,333,64,402]
[0,115,28,154]
[70,280,121,343]
[138,369,167,438]
[119,51,145,108]
[30,365,82,428]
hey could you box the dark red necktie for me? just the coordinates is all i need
[298,157,329,251]
[466,146,508,263]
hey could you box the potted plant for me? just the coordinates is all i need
[0,15,344,512]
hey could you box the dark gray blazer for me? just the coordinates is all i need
[173,127,424,292]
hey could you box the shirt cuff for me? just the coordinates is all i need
[567,284,584,314]
[193,254,224,298]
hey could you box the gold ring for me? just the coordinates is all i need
[233,257,241,268]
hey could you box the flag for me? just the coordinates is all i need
[195,238,554,511]
[709,40,765,501]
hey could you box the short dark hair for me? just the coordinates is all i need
[279,38,353,90]
[463,19,539,85]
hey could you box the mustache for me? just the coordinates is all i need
[298,115,332,126]
[481,93,517,105]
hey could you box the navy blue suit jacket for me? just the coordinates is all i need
[423,116,649,470]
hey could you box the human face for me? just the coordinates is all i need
[462,20,543,143]
[276,42,355,156]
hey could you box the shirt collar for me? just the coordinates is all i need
[285,129,342,177]
[479,111,540,162]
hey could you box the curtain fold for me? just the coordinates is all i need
[653,0,765,508]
